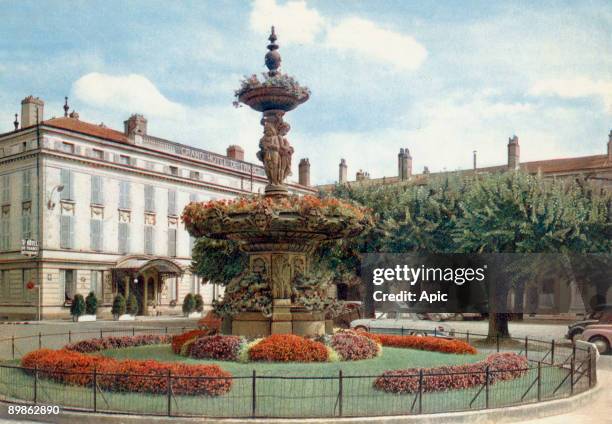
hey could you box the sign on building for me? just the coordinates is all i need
[21,239,39,256]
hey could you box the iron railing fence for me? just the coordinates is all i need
[0,326,598,418]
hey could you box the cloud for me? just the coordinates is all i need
[249,0,325,44]
[72,73,184,118]
[530,77,612,113]
[325,17,427,71]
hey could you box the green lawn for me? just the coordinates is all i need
[0,345,574,418]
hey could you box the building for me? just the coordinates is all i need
[0,96,315,320]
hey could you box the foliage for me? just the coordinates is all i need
[126,293,139,315]
[70,294,85,318]
[182,293,196,315]
[362,333,477,355]
[65,335,171,353]
[213,272,273,317]
[191,238,247,286]
[248,334,329,362]
[374,352,528,394]
[171,329,209,354]
[330,331,381,361]
[194,294,204,313]
[197,310,222,334]
[84,292,98,315]
[21,349,233,396]
[234,73,311,103]
[111,294,126,317]
[190,335,245,361]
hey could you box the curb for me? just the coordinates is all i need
[0,380,602,424]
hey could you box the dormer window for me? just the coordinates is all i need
[190,170,200,180]
[92,149,103,160]
[119,155,131,165]
[62,142,75,154]
[169,166,179,176]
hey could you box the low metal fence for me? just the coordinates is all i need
[0,326,598,418]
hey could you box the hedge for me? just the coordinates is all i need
[190,335,244,361]
[21,349,232,396]
[331,331,380,361]
[65,335,171,353]
[249,334,328,362]
[362,332,477,355]
[374,352,529,394]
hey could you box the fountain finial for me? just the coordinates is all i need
[265,26,281,76]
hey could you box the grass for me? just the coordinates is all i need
[0,344,575,418]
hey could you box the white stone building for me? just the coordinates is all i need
[0,96,314,320]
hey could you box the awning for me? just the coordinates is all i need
[115,256,184,276]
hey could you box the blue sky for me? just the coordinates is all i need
[0,0,610,184]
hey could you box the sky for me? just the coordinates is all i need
[0,0,610,184]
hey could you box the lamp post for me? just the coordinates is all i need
[46,184,64,210]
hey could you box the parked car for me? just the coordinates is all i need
[350,311,455,338]
[566,304,612,341]
[579,323,612,354]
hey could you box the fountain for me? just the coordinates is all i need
[182,28,371,337]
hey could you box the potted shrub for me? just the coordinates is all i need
[183,293,199,318]
[70,294,86,322]
[111,293,127,320]
[194,293,204,313]
[77,292,98,322]
[126,293,139,317]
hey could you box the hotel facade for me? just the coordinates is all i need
[0,96,314,320]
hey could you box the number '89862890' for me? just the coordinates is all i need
[8,405,60,415]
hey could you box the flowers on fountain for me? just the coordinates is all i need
[233,72,311,107]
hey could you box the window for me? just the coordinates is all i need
[168,166,178,176]
[1,175,10,204]
[60,215,75,249]
[167,190,177,215]
[189,193,199,202]
[168,228,177,257]
[90,271,103,299]
[0,270,9,300]
[119,155,131,165]
[92,149,103,160]
[0,217,9,250]
[60,270,76,302]
[167,278,177,302]
[22,170,31,201]
[62,142,75,154]
[144,185,155,212]
[90,219,103,251]
[144,161,155,171]
[118,222,130,254]
[21,209,31,240]
[119,181,131,209]
[190,170,200,180]
[144,225,154,255]
[91,175,104,205]
[60,169,74,201]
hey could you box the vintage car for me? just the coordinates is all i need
[579,323,612,354]
[566,304,612,341]
[350,311,455,338]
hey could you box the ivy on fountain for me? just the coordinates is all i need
[233,73,311,107]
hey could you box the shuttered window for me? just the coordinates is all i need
[144,185,155,212]
[90,219,103,251]
[119,181,131,209]
[118,222,130,254]
[0,218,9,250]
[60,215,74,249]
[168,228,177,257]
[21,211,31,240]
[144,226,154,255]
[60,270,76,301]
[22,170,32,201]
[0,270,9,299]
[91,175,104,205]
[168,190,177,215]
[2,175,11,204]
[91,271,103,299]
[60,169,74,201]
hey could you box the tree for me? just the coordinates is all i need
[70,294,85,320]
[183,293,196,315]
[111,294,126,318]
[126,293,139,316]
[85,292,98,315]
[194,294,204,313]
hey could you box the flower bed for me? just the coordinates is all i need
[21,349,232,396]
[190,335,244,361]
[249,334,328,362]
[171,329,209,354]
[65,335,171,353]
[362,333,477,355]
[331,331,381,361]
[374,352,528,394]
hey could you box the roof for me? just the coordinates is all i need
[43,116,128,143]
[115,257,184,275]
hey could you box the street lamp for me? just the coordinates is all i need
[47,184,64,210]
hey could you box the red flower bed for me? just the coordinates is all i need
[21,349,232,396]
[331,331,380,361]
[66,335,171,353]
[197,311,222,334]
[249,334,328,362]
[361,332,477,355]
[190,335,243,361]
[374,352,529,394]
[171,329,209,354]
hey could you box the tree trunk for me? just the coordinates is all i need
[488,313,510,340]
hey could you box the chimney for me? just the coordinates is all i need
[473,150,477,170]
[398,147,412,181]
[227,145,245,161]
[423,166,430,175]
[339,158,348,184]
[124,114,147,139]
[20,96,44,128]
[298,158,310,186]
[507,135,520,170]
[608,130,612,159]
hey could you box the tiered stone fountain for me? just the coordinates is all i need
[183,28,370,337]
